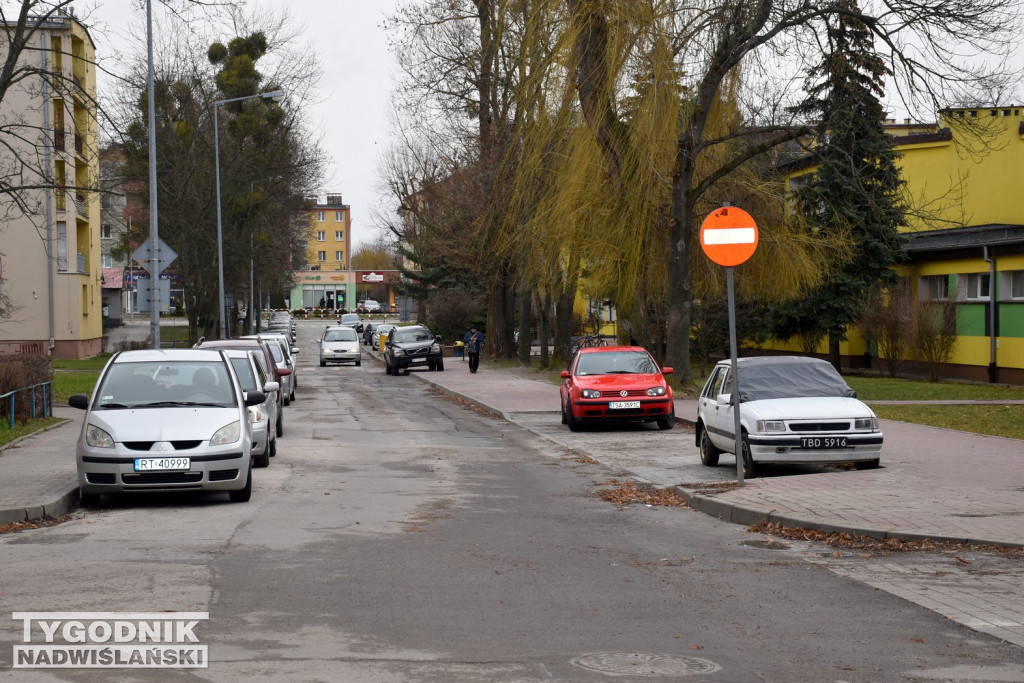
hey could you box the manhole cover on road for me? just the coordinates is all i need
[571,653,721,677]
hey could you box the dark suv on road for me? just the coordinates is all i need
[384,325,444,375]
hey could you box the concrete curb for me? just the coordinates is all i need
[0,483,79,526]
[672,486,1024,550]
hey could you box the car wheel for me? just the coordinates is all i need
[560,399,567,424]
[385,359,392,375]
[356,360,361,367]
[276,410,283,438]
[320,360,326,367]
[229,463,252,503]
[699,426,720,467]
[657,415,675,430]
[79,490,101,508]
[269,435,277,457]
[437,359,444,372]
[566,399,580,432]
[254,446,270,469]
[854,458,880,470]
[741,433,758,479]
[290,388,296,402]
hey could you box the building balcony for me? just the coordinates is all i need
[74,133,84,157]
[75,193,87,217]
[54,129,65,151]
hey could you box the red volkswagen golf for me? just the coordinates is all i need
[560,346,675,431]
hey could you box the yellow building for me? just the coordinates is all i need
[779,107,1024,384]
[0,11,102,358]
[296,193,352,309]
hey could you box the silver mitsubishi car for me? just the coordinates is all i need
[69,349,266,506]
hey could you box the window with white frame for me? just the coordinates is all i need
[101,223,112,239]
[317,211,325,222]
[101,254,112,268]
[335,230,344,241]
[335,211,343,222]
[959,272,990,301]
[317,231,326,241]
[919,275,948,301]
[1001,270,1024,300]
[317,251,326,262]
[335,251,344,262]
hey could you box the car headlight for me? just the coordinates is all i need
[210,421,241,446]
[855,417,879,430]
[430,343,441,353]
[393,348,405,356]
[646,386,666,397]
[580,389,601,399]
[86,424,115,448]
[755,420,786,433]
[247,406,263,424]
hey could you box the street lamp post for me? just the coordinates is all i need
[213,89,284,339]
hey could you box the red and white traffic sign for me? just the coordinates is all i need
[700,206,759,267]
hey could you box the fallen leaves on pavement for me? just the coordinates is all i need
[678,481,739,496]
[0,514,77,535]
[425,387,500,418]
[595,479,689,510]
[748,521,1024,557]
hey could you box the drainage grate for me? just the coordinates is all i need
[571,653,721,677]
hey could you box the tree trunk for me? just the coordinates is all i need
[829,336,842,373]
[517,286,532,366]
[538,291,551,368]
[666,148,696,384]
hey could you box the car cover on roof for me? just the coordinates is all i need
[736,357,856,402]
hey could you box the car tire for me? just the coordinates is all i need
[356,360,361,367]
[560,400,567,424]
[254,446,270,469]
[854,458,880,470]
[385,358,392,375]
[320,360,326,367]
[657,415,674,430]
[269,436,277,457]
[566,399,580,432]
[437,359,444,372]
[229,463,252,503]
[276,410,283,438]
[741,433,758,479]
[290,388,295,402]
[699,426,720,467]
[79,490,101,508]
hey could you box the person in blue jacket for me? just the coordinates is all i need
[462,326,485,373]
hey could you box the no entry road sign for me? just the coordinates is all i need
[700,206,759,267]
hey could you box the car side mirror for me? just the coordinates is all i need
[560,370,570,379]
[244,391,266,407]
[277,367,292,377]
[291,347,299,355]
[317,338,322,343]
[435,335,442,342]
[69,393,89,410]
[662,367,674,375]
[716,393,732,406]
[263,381,280,393]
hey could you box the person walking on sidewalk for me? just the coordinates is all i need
[463,326,484,373]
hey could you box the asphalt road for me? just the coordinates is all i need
[1,323,1022,681]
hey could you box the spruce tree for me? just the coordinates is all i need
[771,0,907,370]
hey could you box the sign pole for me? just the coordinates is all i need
[726,266,744,485]
[699,205,759,486]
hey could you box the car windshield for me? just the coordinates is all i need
[96,361,235,408]
[228,357,257,392]
[341,314,360,324]
[392,328,433,343]
[575,351,658,376]
[324,328,357,342]
[736,360,856,401]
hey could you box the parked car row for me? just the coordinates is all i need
[69,318,307,506]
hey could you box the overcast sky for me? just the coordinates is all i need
[89,0,401,249]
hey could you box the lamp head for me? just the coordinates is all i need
[264,90,285,103]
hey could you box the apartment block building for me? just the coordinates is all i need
[294,193,352,309]
[0,11,101,358]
